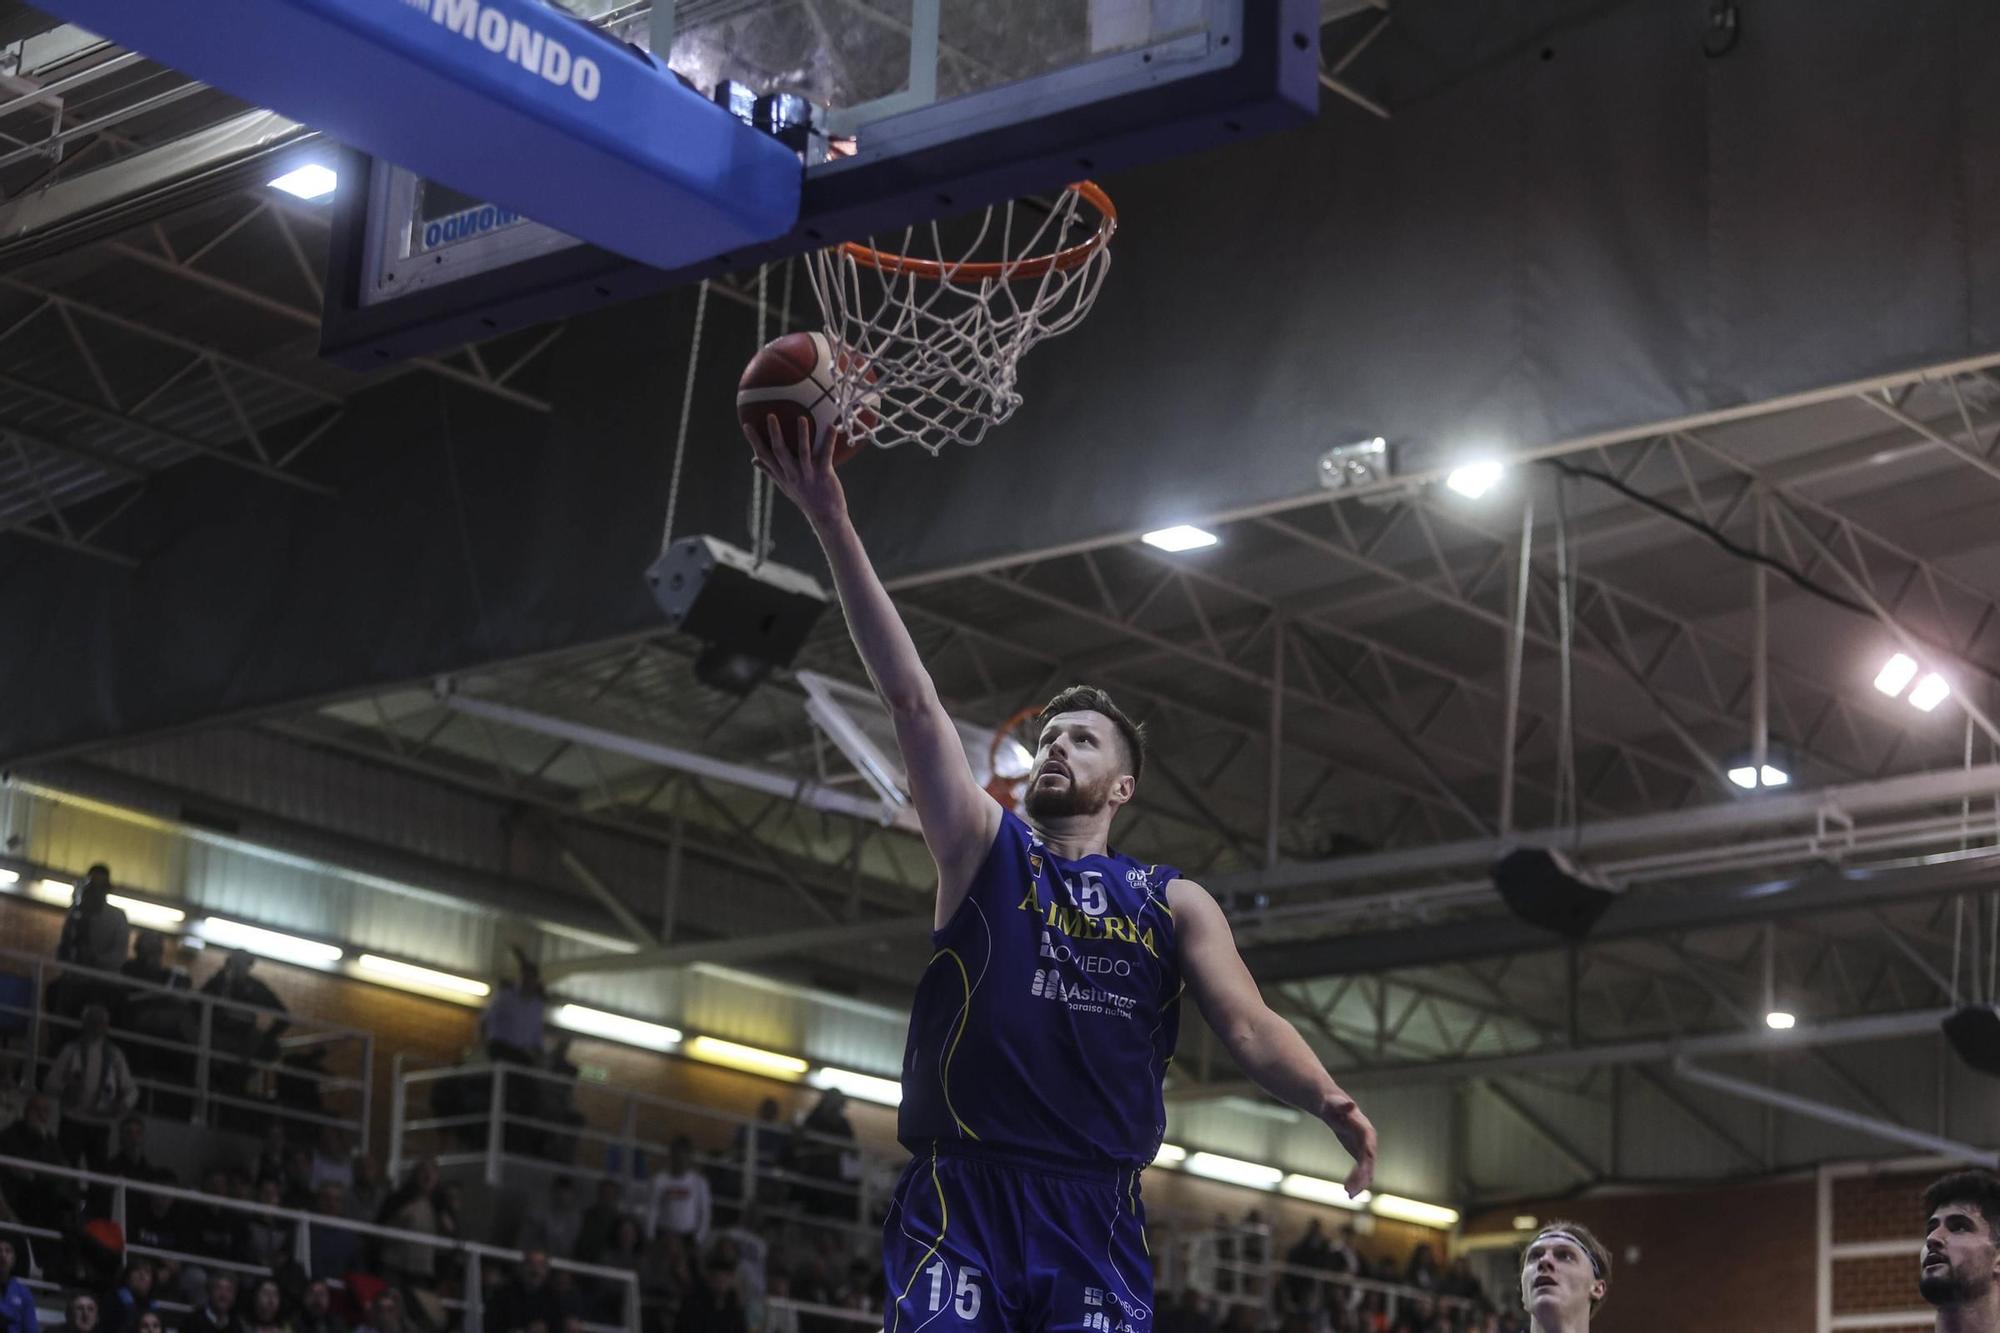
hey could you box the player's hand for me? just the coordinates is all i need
[1321,1090,1377,1195]
[745,412,846,528]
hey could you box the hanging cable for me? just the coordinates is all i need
[660,279,711,554]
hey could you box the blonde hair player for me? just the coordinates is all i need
[746,412,1378,1333]
[1519,1221,1611,1333]
[1921,1169,2000,1332]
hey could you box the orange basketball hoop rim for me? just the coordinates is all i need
[838,182,1117,283]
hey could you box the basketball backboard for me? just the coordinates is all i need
[321,0,1319,365]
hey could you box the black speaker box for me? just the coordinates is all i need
[645,537,829,692]
[1944,1005,2000,1078]
[1491,846,1619,940]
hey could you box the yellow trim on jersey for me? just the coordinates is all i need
[935,948,982,1141]
[890,1146,950,1333]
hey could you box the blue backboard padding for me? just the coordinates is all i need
[38,0,800,270]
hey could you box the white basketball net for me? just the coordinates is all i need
[806,183,1116,454]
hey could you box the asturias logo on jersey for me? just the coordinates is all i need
[424,0,603,102]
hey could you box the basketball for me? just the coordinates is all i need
[737,331,874,468]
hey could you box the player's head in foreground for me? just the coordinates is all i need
[1519,1221,1610,1332]
[1023,685,1146,827]
[1921,1168,2000,1321]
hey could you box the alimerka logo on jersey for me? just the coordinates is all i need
[1016,890,1158,957]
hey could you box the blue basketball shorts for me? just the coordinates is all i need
[882,1144,1153,1333]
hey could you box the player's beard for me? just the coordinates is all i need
[1920,1263,1980,1307]
[1023,766,1114,820]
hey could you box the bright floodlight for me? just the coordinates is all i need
[1760,765,1789,787]
[1728,766,1757,790]
[1765,1010,1796,1030]
[1730,764,1789,790]
[1909,673,1951,712]
[1444,460,1504,499]
[1142,524,1218,553]
[267,164,338,200]
[1873,653,1919,697]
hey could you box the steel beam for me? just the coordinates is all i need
[1672,1058,1997,1168]
[538,915,934,981]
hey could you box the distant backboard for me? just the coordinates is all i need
[321,0,1318,365]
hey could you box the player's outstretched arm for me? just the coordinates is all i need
[747,416,1001,924]
[1170,878,1377,1195]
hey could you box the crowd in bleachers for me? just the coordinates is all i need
[0,866,1525,1333]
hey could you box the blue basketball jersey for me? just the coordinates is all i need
[898,809,1184,1169]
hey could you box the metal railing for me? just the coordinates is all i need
[392,1059,902,1248]
[0,944,375,1149]
[0,1149,640,1333]
[762,1296,881,1333]
[1176,1231,1480,1325]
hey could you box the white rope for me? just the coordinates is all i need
[660,278,711,553]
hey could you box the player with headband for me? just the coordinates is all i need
[1519,1221,1611,1333]
[746,415,1378,1333]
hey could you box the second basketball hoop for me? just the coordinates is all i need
[807,181,1118,455]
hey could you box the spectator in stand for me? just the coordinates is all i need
[0,1093,77,1245]
[635,1232,688,1333]
[1329,1224,1361,1276]
[46,1006,139,1167]
[280,1147,316,1209]
[479,951,546,1157]
[516,1177,583,1260]
[244,1279,294,1333]
[185,1169,248,1275]
[53,866,129,1019]
[374,1159,444,1288]
[200,952,290,1129]
[308,1183,360,1280]
[346,1157,385,1221]
[246,1179,295,1269]
[1405,1245,1440,1293]
[352,1292,401,1333]
[641,1137,710,1248]
[712,1207,767,1327]
[0,1238,35,1333]
[1284,1220,1330,1312]
[792,1090,854,1219]
[761,1273,796,1333]
[540,1036,587,1165]
[103,1117,157,1181]
[294,1281,345,1333]
[727,1100,791,1213]
[104,1260,154,1333]
[131,1319,161,1333]
[1240,1209,1270,1300]
[50,1293,99,1333]
[129,1187,181,1260]
[677,1247,748,1333]
[486,1249,568,1333]
[308,1132,352,1193]
[185,1274,244,1333]
[573,1178,623,1265]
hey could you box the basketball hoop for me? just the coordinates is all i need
[806,181,1117,455]
[982,704,1043,812]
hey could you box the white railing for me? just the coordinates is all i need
[0,945,375,1149]
[392,1058,903,1248]
[0,1150,640,1333]
[763,1296,881,1333]
[1174,1232,1481,1324]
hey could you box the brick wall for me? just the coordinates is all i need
[1829,1166,1936,1331]
[1465,1177,1818,1333]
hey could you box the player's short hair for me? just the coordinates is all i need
[1037,686,1146,786]
[1923,1169,2000,1239]
[1529,1220,1612,1312]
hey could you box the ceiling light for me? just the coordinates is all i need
[1369,1193,1460,1228]
[1873,653,1918,697]
[1727,766,1757,790]
[1728,764,1789,790]
[1279,1174,1369,1209]
[196,917,342,968]
[1765,1010,1796,1031]
[1513,1215,1538,1231]
[27,878,72,906]
[1444,460,1504,499]
[0,870,18,888]
[1152,1143,1187,1167]
[552,1004,682,1052]
[107,894,186,929]
[807,1066,902,1106]
[1142,524,1219,553]
[1909,673,1951,712]
[356,954,491,998]
[1184,1152,1283,1189]
[267,163,337,200]
[685,1035,808,1079]
[1759,765,1789,787]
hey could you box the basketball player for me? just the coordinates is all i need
[746,416,1378,1333]
[1920,1169,2000,1331]
[1518,1221,1610,1333]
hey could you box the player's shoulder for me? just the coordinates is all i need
[1163,876,1216,914]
